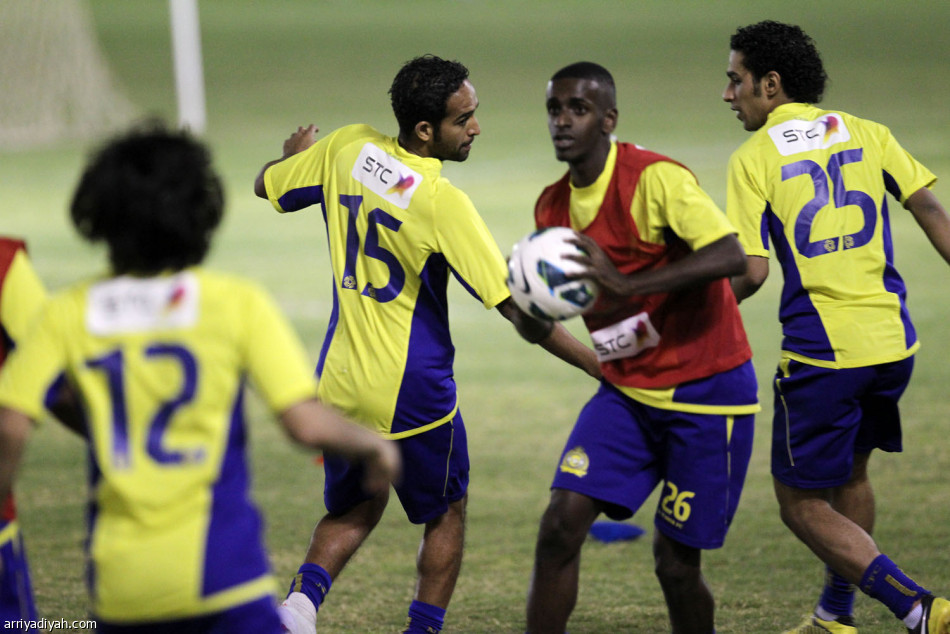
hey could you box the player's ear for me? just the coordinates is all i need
[414,120,434,144]
[602,108,618,135]
[763,71,783,99]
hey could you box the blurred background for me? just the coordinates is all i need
[2,1,948,631]
[4,1,948,294]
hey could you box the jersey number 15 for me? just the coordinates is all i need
[339,194,405,303]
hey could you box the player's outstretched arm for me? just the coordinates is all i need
[253,124,320,199]
[906,187,950,267]
[279,398,401,494]
[47,381,88,438]
[0,407,33,503]
[731,255,769,303]
[539,322,602,380]
[496,298,601,379]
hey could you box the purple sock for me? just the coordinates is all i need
[288,563,332,612]
[403,600,446,633]
[819,566,856,617]
[859,554,928,619]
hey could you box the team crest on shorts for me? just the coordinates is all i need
[559,447,589,477]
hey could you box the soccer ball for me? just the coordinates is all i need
[507,226,600,321]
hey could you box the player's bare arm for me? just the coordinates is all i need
[279,398,401,494]
[567,232,747,297]
[905,187,950,266]
[496,298,601,379]
[731,255,769,303]
[253,124,320,198]
[46,381,88,437]
[0,407,33,502]
[538,323,601,379]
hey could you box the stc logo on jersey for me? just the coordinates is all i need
[88,273,200,334]
[821,115,840,142]
[768,114,851,156]
[387,174,415,195]
[351,143,423,210]
[165,282,188,313]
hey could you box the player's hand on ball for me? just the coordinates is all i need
[507,227,599,320]
[566,233,629,297]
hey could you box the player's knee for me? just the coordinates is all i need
[777,502,799,532]
[366,492,390,522]
[535,507,587,557]
[773,481,826,533]
[446,495,467,520]
[775,494,825,537]
[333,490,389,526]
[654,551,701,592]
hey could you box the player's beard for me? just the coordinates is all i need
[432,129,472,163]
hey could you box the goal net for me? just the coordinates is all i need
[0,0,137,150]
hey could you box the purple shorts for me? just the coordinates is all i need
[96,596,282,633]
[324,412,469,524]
[771,356,913,489]
[0,520,38,631]
[552,381,754,550]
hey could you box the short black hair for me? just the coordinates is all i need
[70,120,224,275]
[730,20,827,104]
[550,61,617,109]
[389,55,470,138]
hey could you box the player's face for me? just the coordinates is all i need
[546,78,616,164]
[723,51,771,131]
[431,79,480,162]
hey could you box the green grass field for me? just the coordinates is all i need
[3,1,950,631]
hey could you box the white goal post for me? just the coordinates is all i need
[169,0,207,134]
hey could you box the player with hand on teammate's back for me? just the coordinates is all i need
[0,121,400,634]
[723,20,950,634]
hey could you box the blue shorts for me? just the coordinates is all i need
[324,412,469,525]
[0,519,38,631]
[771,356,913,489]
[551,382,754,550]
[96,596,282,633]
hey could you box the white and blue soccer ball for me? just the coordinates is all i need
[507,226,600,321]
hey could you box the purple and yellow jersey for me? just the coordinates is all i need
[726,103,936,368]
[262,124,510,438]
[567,143,757,415]
[0,242,47,361]
[0,269,319,623]
[0,239,45,629]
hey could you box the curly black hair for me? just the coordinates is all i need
[730,20,827,104]
[70,120,224,275]
[389,55,469,139]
